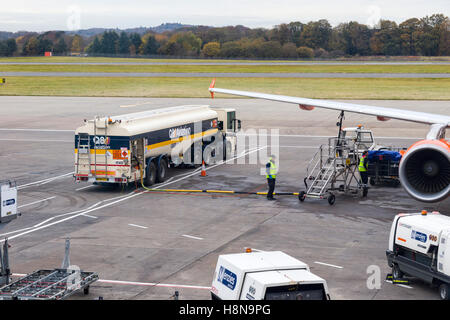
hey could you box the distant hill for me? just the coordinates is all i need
[0,31,34,40]
[0,23,194,40]
[66,23,193,37]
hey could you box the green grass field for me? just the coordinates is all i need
[0,77,448,100]
[1,64,449,73]
[1,56,450,64]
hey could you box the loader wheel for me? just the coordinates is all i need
[156,158,168,183]
[145,161,157,186]
[298,191,306,202]
[327,194,336,205]
[392,264,403,279]
[369,178,376,186]
[439,283,450,300]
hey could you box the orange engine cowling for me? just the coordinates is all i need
[399,139,450,203]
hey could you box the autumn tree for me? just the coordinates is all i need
[202,42,221,57]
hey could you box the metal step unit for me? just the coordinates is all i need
[299,136,365,205]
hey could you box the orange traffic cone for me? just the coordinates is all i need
[200,160,207,177]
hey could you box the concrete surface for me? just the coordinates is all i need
[0,96,449,300]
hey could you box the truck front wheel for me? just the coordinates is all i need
[439,283,450,300]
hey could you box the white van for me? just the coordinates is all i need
[211,250,330,300]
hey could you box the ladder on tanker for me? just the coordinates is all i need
[299,137,363,205]
[75,133,91,180]
[93,117,109,180]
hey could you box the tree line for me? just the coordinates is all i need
[1,14,449,58]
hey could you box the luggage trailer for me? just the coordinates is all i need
[0,269,98,300]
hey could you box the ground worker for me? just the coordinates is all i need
[266,155,278,200]
[359,150,369,197]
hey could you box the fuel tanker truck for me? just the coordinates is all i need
[74,105,241,186]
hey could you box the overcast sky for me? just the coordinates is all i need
[1,0,448,32]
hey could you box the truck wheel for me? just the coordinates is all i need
[298,191,306,202]
[145,161,157,186]
[327,194,335,205]
[156,158,168,183]
[392,264,403,279]
[439,283,450,300]
[83,286,90,295]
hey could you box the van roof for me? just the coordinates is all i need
[399,212,450,234]
[219,251,308,272]
[249,269,325,287]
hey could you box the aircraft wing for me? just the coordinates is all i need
[209,86,450,127]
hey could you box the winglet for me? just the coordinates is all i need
[209,78,216,99]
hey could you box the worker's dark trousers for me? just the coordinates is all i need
[360,171,368,196]
[360,171,368,185]
[267,178,276,199]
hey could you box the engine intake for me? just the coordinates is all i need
[399,140,450,203]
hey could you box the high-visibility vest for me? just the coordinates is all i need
[358,156,367,172]
[266,160,277,179]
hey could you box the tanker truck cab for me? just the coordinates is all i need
[74,105,240,185]
[386,211,450,300]
[340,125,375,152]
[211,251,330,300]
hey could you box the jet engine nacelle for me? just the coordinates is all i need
[399,139,450,203]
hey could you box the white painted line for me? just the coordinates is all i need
[17,172,74,190]
[11,273,212,290]
[314,261,344,269]
[0,193,140,242]
[0,138,72,142]
[76,185,95,191]
[128,223,148,229]
[182,234,203,240]
[278,145,318,149]
[120,102,153,108]
[243,247,265,252]
[18,196,56,208]
[0,128,74,132]
[97,279,211,290]
[81,214,98,219]
[1,144,265,242]
[237,133,421,140]
[385,280,413,289]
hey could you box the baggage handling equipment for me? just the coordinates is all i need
[299,136,367,205]
[0,238,98,300]
[0,268,98,300]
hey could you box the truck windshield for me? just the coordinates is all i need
[357,132,373,143]
[264,284,325,300]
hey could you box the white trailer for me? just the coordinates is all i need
[386,211,450,300]
[211,251,330,300]
[74,105,240,185]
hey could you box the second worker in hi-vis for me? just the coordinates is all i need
[266,155,278,201]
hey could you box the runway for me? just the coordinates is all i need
[1,61,449,65]
[0,96,448,300]
[1,72,448,78]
